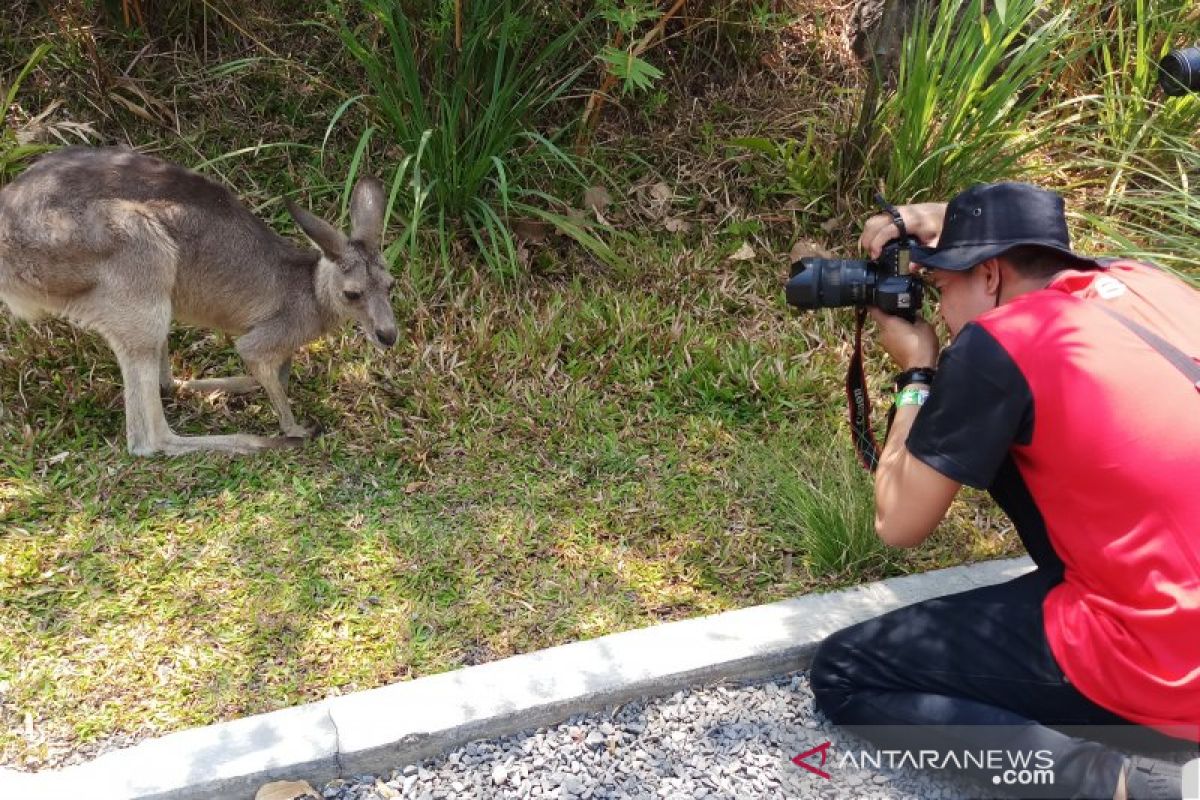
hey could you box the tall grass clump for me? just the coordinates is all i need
[1055,0,1200,272]
[869,0,1076,202]
[1075,147,1200,276]
[1068,0,1199,160]
[335,0,611,279]
[745,434,904,581]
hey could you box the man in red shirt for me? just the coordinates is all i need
[809,182,1200,799]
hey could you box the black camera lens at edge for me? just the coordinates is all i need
[1159,46,1200,96]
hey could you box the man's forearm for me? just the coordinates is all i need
[872,381,959,547]
[875,395,926,524]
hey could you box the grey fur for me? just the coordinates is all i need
[0,146,398,456]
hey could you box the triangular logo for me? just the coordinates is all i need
[792,741,833,779]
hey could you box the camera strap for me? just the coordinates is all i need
[847,306,883,472]
[876,193,908,239]
[845,194,912,472]
[1096,305,1200,390]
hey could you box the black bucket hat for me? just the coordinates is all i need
[910,182,1099,271]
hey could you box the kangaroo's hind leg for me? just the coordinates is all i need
[159,346,174,395]
[73,281,296,456]
[100,313,296,456]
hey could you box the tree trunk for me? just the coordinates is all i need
[848,0,932,87]
[838,0,929,195]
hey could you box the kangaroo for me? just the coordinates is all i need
[0,146,398,456]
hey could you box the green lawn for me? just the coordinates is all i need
[13,0,1173,769]
[0,234,1018,767]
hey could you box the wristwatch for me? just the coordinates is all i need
[893,367,936,392]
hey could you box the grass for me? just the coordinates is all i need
[870,0,1078,201]
[7,0,1176,769]
[1058,0,1200,272]
[0,43,57,179]
[334,0,611,277]
[0,236,1017,767]
[743,434,902,579]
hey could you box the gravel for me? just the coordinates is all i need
[317,671,995,800]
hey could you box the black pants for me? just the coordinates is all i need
[810,567,1191,799]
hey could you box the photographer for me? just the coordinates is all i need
[807,183,1200,800]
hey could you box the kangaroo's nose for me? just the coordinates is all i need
[376,328,398,348]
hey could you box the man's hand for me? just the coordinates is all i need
[859,202,948,260]
[868,307,940,371]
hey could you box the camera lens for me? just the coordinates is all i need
[786,259,876,310]
[1159,46,1200,96]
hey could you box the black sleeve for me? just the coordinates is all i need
[906,322,1034,489]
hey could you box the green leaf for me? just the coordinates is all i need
[599,47,664,95]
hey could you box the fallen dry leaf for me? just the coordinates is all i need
[663,217,690,233]
[789,240,834,262]
[649,182,673,204]
[512,218,551,244]
[728,242,756,261]
[583,186,611,214]
[255,780,319,800]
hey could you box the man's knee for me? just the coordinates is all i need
[810,626,864,722]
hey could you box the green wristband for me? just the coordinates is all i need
[895,386,930,408]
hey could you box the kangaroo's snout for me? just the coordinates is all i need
[375,328,398,348]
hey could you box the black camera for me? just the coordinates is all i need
[785,236,925,321]
[1159,46,1200,96]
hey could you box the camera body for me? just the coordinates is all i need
[785,237,925,321]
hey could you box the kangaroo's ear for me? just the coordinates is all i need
[288,200,346,260]
[349,176,386,252]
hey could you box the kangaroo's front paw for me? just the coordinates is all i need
[281,422,319,439]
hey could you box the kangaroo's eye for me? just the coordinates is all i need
[343,290,363,302]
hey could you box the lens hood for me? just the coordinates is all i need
[1159,46,1200,96]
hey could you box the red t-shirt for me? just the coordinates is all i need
[908,260,1200,735]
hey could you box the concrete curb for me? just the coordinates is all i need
[4,557,1033,800]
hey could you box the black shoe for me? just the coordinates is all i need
[1125,755,1183,800]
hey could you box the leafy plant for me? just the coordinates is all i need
[729,130,838,220]
[869,0,1077,202]
[596,0,665,94]
[577,0,688,148]
[598,44,664,94]
[598,0,662,35]
[334,0,613,277]
[1,44,56,182]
